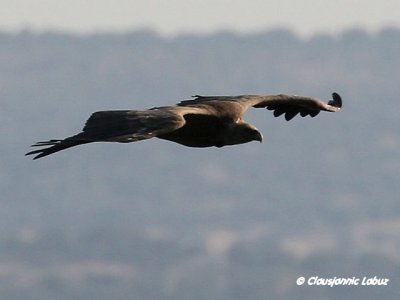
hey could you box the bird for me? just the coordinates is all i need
[26,92,342,159]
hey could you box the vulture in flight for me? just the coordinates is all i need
[26,93,342,159]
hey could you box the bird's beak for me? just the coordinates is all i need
[254,131,263,143]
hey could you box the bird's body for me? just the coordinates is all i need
[26,93,342,159]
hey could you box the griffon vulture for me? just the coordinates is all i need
[26,92,342,159]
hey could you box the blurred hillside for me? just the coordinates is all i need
[1,28,400,299]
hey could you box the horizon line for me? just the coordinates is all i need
[1,24,399,39]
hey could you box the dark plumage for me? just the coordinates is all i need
[26,92,342,159]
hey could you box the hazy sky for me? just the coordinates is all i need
[1,0,400,36]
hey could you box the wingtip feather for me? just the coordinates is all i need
[329,92,342,109]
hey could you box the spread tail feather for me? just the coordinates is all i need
[25,138,90,160]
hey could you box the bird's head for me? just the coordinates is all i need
[222,122,263,146]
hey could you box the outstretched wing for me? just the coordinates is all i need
[81,108,185,142]
[249,92,342,121]
[182,92,342,121]
[26,108,187,159]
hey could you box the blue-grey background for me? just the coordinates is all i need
[1,28,400,299]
